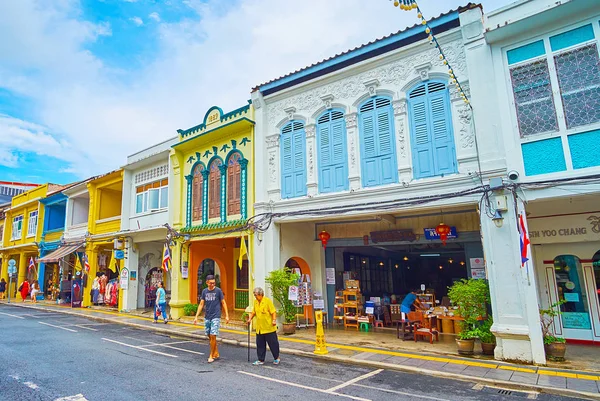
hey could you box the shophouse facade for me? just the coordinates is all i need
[0,184,57,300]
[120,137,176,312]
[84,170,124,309]
[168,103,255,319]
[251,3,507,350]
[462,0,600,360]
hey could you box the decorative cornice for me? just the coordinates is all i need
[345,113,357,129]
[182,219,247,233]
[266,134,280,148]
[177,101,252,138]
[305,124,316,139]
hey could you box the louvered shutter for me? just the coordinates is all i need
[360,105,379,187]
[209,161,221,219]
[192,170,203,221]
[409,98,434,178]
[376,105,395,184]
[429,93,455,175]
[292,128,307,197]
[281,134,294,199]
[318,122,333,192]
[227,156,241,216]
[330,116,347,191]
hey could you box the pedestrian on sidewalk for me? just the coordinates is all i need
[30,280,40,303]
[246,287,280,366]
[193,275,229,363]
[0,278,6,300]
[154,281,168,324]
[18,279,29,302]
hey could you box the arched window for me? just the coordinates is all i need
[280,121,306,198]
[208,159,222,219]
[227,152,242,215]
[192,164,205,222]
[358,96,397,187]
[317,110,348,193]
[408,80,457,179]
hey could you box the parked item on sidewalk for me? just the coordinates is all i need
[193,275,229,363]
[154,281,168,324]
[247,287,280,366]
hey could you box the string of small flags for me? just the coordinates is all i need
[391,0,472,108]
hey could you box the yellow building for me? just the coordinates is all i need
[1,184,57,300]
[169,103,255,319]
[84,170,124,308]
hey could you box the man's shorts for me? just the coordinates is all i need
[205,317,221,336]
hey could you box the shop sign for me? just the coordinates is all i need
[326,268,335,285]
[562,312,591,330]
[423,227,458,241]
[114,249,125,260]
[288,286,298,301]
[528,213,600,245]
[370,229,416,243]
[182,262,189,279]
[120,268,129,290]
[470,258,486,280]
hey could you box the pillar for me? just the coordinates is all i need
[121,240,139,312]
[252,222,281,299]
[481,191,545,364]
[83,247,98,307]
[344,113,361,191]
[1,257,8,283]
[305,124,318,196]
[392,99,412,182]
[17,253,26,300]
[168,241,190,319]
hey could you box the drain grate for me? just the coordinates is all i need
[479,385,537,399]
[498,389,513,395]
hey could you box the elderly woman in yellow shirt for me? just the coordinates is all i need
[246,287,281,366]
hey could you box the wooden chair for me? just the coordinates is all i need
[413,314,439,344]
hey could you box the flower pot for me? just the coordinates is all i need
[456,339,475,355]
[544,342,567,361]
[282,322,296,335]
[481,342,496,356]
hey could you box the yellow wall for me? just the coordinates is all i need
[87,170,123,236]
[168,104,255,318]
[99,188,122,220]
[3,184,48,247]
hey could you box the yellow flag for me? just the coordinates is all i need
[238,235,247,270]
[107,254,117,273]
[74,253,83,271]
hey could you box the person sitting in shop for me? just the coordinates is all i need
[400,290,426,315]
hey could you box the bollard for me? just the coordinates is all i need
[314,310,328,355]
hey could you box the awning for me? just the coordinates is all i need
[37,243,83,264]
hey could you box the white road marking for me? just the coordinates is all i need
[125,337,204,355]
[325,369,383,393]
[54,394,89,401]
[23,381,39,390]
[0,312,25,319]
[102,338,178,358]
[238,371,371,401]
[262,365,343,382]
[39,322,77,332]
[353,383,453,401]
[74,325,98,331]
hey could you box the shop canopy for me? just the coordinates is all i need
[37,243,83,264]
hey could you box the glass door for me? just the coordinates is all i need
[553,255,593,341]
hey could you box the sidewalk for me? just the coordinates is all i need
[3,300,599,400]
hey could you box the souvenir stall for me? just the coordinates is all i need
[292,272,314,328]
[90,250,120,308]
[144,267,165,308]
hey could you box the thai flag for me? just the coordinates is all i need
[519,213,530,267]
[28,257,36,273]
[162,244,171,272]
[83,254,91,273]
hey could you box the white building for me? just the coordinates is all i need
[251,4,511,355]
[463,0,600,361]
[120,137,177,312]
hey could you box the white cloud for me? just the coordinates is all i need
[148,12,160,22]
[130,16,143,26]
[0,0,514,182]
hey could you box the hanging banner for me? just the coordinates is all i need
[71,279,82,308]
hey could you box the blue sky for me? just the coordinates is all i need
[0,0,513,185]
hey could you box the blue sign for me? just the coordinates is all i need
[424,227,458,241]
[114,250,125,260]
[8,259,16,274]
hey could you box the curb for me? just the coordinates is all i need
[5,303,600,401]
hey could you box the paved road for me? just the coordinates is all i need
[0,304,579,401]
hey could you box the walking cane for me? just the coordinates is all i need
[247,322,250,362]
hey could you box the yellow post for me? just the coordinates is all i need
[314,310,328,355]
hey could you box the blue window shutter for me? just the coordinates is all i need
[280,133,294,198]
[408,81,456,179]
[359,97,398,187]
[429,93,456,175]
[292,128,307,197]
[317,111,348,193]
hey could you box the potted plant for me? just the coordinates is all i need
[540,301,567,361]
[266,267,300,335]
[479,317,496,355]
[448,278,490,355]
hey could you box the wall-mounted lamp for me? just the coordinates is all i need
[403,256,409,261]
[183,234,191,242]
[492,210,504,228]
[257,232,263,244]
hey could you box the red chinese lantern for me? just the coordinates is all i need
[435,222,451,246]
[318,230,331,249]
